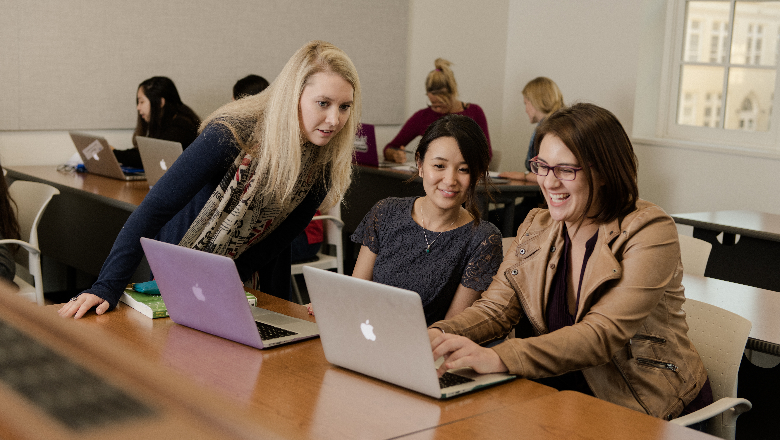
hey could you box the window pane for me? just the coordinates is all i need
[731,2,780,67]
[724,67,776,130]
[686,1,731,64]
[678,65,725,127]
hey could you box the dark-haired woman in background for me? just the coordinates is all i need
[347,114,502,325]
[114,76,201,169]
[429,103,712,421]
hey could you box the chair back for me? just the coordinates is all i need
[322,202,344,274]
[682,298,751,437]
[9,180,60,249]
[678,234,712,277]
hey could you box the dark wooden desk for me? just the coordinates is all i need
[343,165,541,270]
[6,166,151,287]
[47,292,557,439]
[672,211,780,291]
[682,274,780,356]
[398,391,715,440]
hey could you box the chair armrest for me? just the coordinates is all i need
[670,397,752,426]
[0,239,40,256]
[311,215,344,229]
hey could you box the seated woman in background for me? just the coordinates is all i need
[0,163,20,283]
[492,77,564,231]
[345,115,503,325]
[384,59,492,163]
[429,103,712,420]
[114,76,201,169]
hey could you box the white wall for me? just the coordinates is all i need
[4,0,777,218]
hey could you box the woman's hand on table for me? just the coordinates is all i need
[58,293,109,319]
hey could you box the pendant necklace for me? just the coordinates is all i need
[420,204,458,254]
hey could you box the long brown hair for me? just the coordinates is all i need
[0,164,21,252]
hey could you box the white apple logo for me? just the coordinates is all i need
[360,320,376,341]
[192,283,206,301]
[92,154,100,161]
[159,159,168,170]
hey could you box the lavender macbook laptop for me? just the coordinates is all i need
[140,238,319,348]
[303,266,516,399]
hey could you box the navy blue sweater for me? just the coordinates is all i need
[85,123,326,308]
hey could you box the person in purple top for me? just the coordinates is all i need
[384,58,492,163]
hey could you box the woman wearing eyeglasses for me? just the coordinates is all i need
[428,103,712,421]
[383,58,492,163]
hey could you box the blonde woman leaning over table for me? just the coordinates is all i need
[429,103,713,422]
[384,58,492,164]
[309,115,503,326]
[60,40,361,318]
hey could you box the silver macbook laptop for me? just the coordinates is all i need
[140,238,319,349]
[69,132,146,181]
[136,136,183,188]
[303,266,516,399]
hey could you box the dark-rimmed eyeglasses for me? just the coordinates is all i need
[529,156,583,181]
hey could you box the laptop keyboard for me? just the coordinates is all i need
[439,371,475,389]
[256,321,297,340]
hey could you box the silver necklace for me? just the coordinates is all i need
[420,205,458,254]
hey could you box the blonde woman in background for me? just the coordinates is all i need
[493,77,564,231]
[384,58,492,163]
[60,40,361,318]
[499,77,564,181]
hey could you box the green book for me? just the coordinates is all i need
[120,287,258,319]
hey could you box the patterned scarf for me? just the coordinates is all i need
[179,145,317,259]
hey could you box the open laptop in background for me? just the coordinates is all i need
[136,136,183,188]
[69,132,146,181]
[140,238,319,349]
[303,266,516,399]
[353,123,379,166]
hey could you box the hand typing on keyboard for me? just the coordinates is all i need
[430,332,509,377]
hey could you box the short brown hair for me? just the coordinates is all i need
[534,103,638,224]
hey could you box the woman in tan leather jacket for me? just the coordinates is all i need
[429,103,711,420]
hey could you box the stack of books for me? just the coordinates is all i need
[120,287,257,319]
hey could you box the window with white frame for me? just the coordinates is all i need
[665,0,780,150]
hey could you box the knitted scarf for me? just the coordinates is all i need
[179,145,317,258]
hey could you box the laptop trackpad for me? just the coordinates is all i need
[250,307,299,326]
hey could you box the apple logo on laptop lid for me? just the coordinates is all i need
[192,283,206,301]
[360,320,376,341]
[159,159,168,170]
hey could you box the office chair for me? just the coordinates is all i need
[671,298,752,439]
[678,234,712,277]
[0,180,59,305]
[290,204,344,304]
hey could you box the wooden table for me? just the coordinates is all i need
[672,211,780,291]
[6,166,151,286]
[397,391,716,440]
[47,292,557,439]
[683,274,780,356]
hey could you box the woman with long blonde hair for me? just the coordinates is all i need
[61,40,361,318]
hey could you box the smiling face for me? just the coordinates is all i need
[417,136,471,214]
[137,87,151,123]
[536,134,597,229]
[298,71,354,146]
